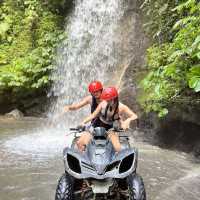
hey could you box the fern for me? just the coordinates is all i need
[140,0,200,116]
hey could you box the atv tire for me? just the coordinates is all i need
[55,173,74,200]
[127,173,146,200]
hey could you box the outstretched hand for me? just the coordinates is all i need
[76,124,86,132]
[120,120,130,130]
[78,122,85,128]
[63,105,70,112]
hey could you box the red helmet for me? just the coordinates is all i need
[101,87,118,101]
[88,81,103,93]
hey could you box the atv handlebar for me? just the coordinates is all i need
[109,127,125,132]
[70,126,125,132]
[69,125,86,132]
[69,128,78,131]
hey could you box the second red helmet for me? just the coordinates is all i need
[88,81,103,93]
[101,87,118,101]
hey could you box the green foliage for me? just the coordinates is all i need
[188,65,200,92]
[140,0,179,42]
[140,0,200,116]
[0,0,67,97]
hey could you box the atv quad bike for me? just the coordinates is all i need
[55,127,146,200]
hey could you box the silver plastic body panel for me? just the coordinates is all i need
[63,134,138,179]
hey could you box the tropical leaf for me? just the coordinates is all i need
[0,22,10,37]
[192,35,200,47]
[173,16,197,30]
[158,108,168,118]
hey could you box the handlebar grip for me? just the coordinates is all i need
[108,127,124,132]
[70,126,85,132]
[115,129,125,132]
[70,128,78,131]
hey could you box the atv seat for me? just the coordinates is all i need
[93,127,107,139]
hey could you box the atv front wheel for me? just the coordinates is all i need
[55,173,74,200]
[127,173,146,200]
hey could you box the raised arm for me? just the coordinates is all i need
[50,96,91,126]
[81,102,103,125]
[119,103,138,130]
[64,96,91,112]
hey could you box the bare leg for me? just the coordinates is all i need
[107,131,121,152]
[76,131,92,152]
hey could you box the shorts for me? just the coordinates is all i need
[92,117,113,130]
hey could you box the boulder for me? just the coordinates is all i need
[5,109,24,119]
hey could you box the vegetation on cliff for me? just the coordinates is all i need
[0,0,70,101]
[140,0,200,117]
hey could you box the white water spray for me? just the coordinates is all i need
[48,0,127,128]
[3,0,129,157]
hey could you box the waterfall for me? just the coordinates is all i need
[2,0,148,158]
[48,0,128,128]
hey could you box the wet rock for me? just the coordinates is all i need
[0,91,50,117]
[5,109,24,119]
[21,95,50,117]
[193,144,200,158]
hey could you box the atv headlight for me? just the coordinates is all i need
[105,161,120,173]
[67,154,81,174]
[119,153,134,174]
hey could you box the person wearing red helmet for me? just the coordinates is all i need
[63,81,103,113]
[61,81,102,152]
[51,81,103,127]
[79,86,138,152]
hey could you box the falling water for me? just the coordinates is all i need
[48,0,128,128]
[2,0,132,160]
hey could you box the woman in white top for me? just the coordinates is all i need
[77,87,138,152]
